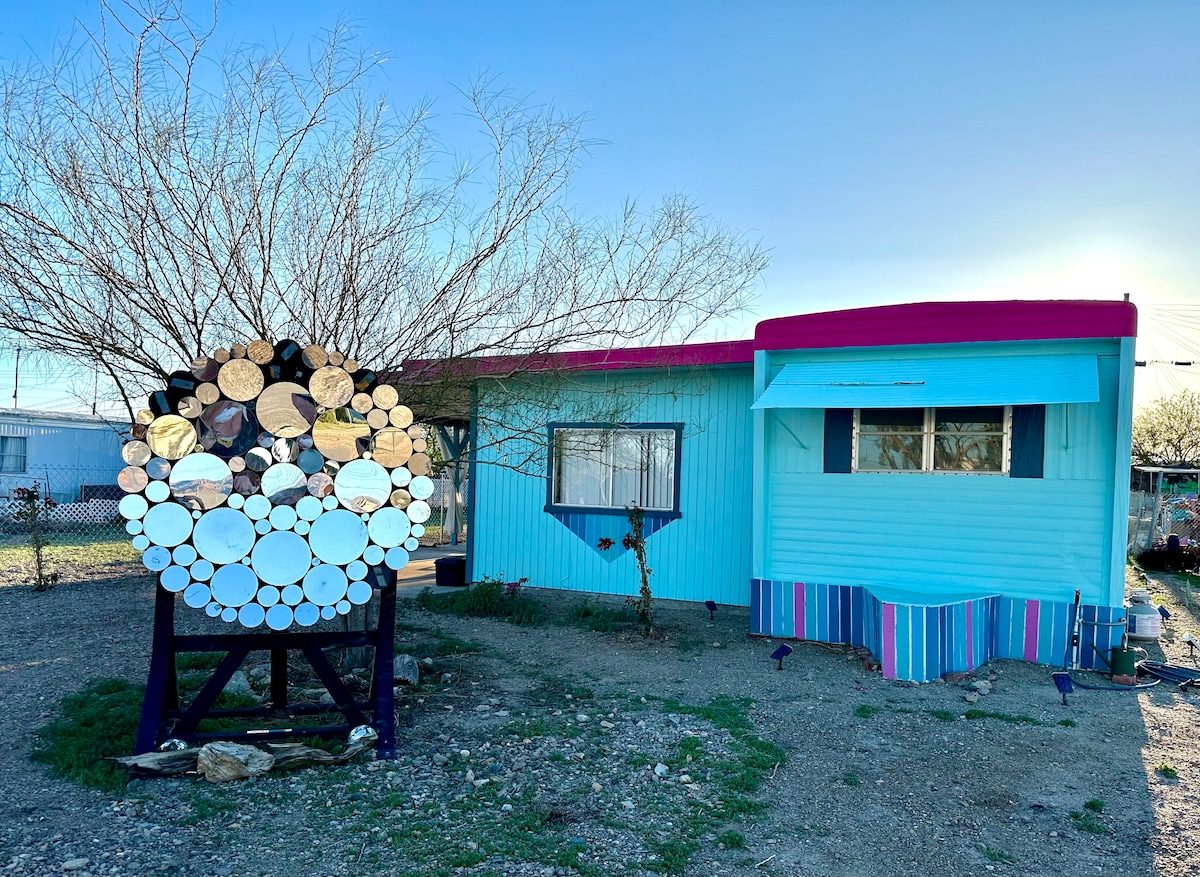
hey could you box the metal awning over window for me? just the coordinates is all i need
[751,354,1100,409]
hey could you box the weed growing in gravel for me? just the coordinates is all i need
[854,704,883,718]
[978,843,1017,864]
[1058,718,1078,728]
[416,578,544,625]
[33,677,141,791]
[181,787,238,824]
[927,709,956,722]
[1084,798,1104,812]
[569,599,639,632]
[964,708,1044,726]
[843,770,861,787]
[1156,762,1179,779]
[1070,809,1107,834]
[717,829,746,849]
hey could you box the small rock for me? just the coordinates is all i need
[591,782,602,792]
[576,713,590,723]
[466,769,475,782]
[473,778,489,787]
[222,671,251,696]
[460,749,471,757]
[1049,831,1058,837]
[475,705,492,712]
[319,692,335,706]
[600,720,615,729]
[494,710,509,717]
[654,763,669,777]
[423,657,434,666]
[62,859,89,871]
[394,654,420,686]
[502,803,513,812]
[432,753,448,766]
[466,841,478,850]
[963,692,979,704]
[440,673,453,684]
[713,642,721,648]
[679,774,692,784]
[622,799,635,809]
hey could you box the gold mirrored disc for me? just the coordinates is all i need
[257,381,317,438]
[146,414,198,461]
[247,340,274,364]
[131,423,147,440]
[406,424,423,439]
[230,343,247,359]
[312,407,370,462]
[371,385,399,410]
[389,488,411,509]
[407,453,432,476]
[122,440,152,466]
[196,382,220,404]
[328,351,345,366]
[309,366,355,408]
[301,344,328,369]
[214,348,231,363]
[388,405,414,429]
[370,428,413,468]
[136,409,155,425]
[177,396,202,418]
[343,359,359,372]
[351,392,373,414]
[217,359,265,402]
[366,409,389,430]
[412,438,427,453]
[117,466,149,493]
[191,356,219,381]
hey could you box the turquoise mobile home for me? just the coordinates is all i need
[469,299,1137,681]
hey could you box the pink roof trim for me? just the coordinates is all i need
[755,299,1137,351]
[458,339,756,376]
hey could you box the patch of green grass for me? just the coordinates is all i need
[547,751,567,763]
[927,709,956,722]
[659,695,754,735]
[854,704,883,718]
[1156,762,1179,779]
[646,837,699,875]
[964,708,1044,726]
[1070,810,1107,834]
[1058,718,1077,728]
[716,829,746,849]
[978,843,1016,864]
[567,599,638,632]
[175,652,222,671]
[32,677,142,791]
[416,579,543,625]
[843,770,861,787]
[181,787,238,824]
[1084,798,1104,812]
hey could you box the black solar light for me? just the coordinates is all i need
[1052,672,1074,705]
[771,644,793,671]
[705,600,717,622]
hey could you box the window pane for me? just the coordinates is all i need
[935,407,1003,433]
[934,434,1003,471]
[554,431,609,506]
[860,408,923,431]
[856,433,923,470]
[553,427,676,510]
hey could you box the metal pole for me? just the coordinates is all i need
[11,347,19,408]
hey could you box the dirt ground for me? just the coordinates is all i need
[1,548,1199,877]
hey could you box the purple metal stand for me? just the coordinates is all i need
[134,567,398,758]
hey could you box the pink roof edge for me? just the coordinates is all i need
[463,299,1136,374]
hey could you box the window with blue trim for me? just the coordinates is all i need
[548,424,681,514]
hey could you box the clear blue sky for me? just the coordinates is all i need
[2,1,1198,410]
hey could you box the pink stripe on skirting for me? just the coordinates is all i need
[1023,601,1040,662]
[793,583,805,640]
[881,604,896,679]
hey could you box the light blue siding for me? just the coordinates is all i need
[756,339,1125,607]
[0,412,124,502]
[471,367,755,605]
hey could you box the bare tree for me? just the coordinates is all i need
[0,1,766,422]
[1133,390,1200,467]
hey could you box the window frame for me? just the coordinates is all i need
[0,435,27,475]
[545,422,683,518]
[851,406,1012,475]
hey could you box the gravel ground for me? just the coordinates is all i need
[1,549,1199,877]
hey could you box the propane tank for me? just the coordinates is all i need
[1126,589,1163,641]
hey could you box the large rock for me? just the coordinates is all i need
[222,671,252,696]
[196,741,275,783]
[394,654,421,686]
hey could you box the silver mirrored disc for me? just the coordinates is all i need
[192,355,220,381]
[308,509,368,565]
[391,467,412,488]
[193,508,256,564]
[309,366,355,408]
[297,448,324,475]
[146,415,198,460]
[168,453,233,510]
[145,480,170,503]
[294,520,311,536]
[228,493,245,510]
[131,534,150,551]
[136,409,155,425]
[307,472,335,498]
[384,547,409,570]
[190,559,215,581]
[294,602,319,626]
[406,500,431,524]
[183,582,211,608]
[410,524,425,538]
[268,505,298,531]
[363,545,384,565]
[244,447,272,472]
[367,507,410,548]
[146,458,172,480]
[266,604,294,630]
[254,519,272,535]
[120,494,149,521]
[312,407,370,463]
[243,495,271,520]
[233,471,260,496]
[297,434,314,450]
[258,382,318,438]
[346,580,372,605]
[205,601,222,617]
[412,438,427,453]
[220,606,237,622]
[335,599,351,615]
[346,560,368,581]
[210,563,258,607]
[238,602,266,628]
[258,585,281,606]
[125,520,143,536]
[142,502,194,547]
[261,463,307,506]
[251,530,312,585]
[198,400,258,458]
[321,605,337,620]
[281,584,304,606]
[371,428,412,469]
[403,536,419,551]
[303,564,348,606]
[217,358,265,401]
[295,495,323,521]
[333,459,391,513]
[196,382,220,404]
[322,495,339,510]
[271,438,299,462]
[389,489,411,510]
[122,441,152,466]
[118,466,149,493]
[160,565,190,593]
[257,432,273,448]
[408,475,435,500]
[172,544,197,566]
[144,544,172,573]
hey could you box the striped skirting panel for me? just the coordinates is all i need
[749,579,1127,682]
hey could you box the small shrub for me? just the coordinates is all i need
[843,770,861,787]
[416,578,543,625]
[1058,718,1077,728]
[927,709,956,722]
[1084,798,1104,813]
[854,704,883,719]
[568,599,637,632]
[978,844,1016,864]
[965,708,1043,726]
[12,482,59,591]
[1156,762,1179,779]
[1070,810,1107,834]
[716,829,745,849]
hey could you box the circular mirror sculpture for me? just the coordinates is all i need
[120,340,430,629]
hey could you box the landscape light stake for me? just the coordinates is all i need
[705,600,717,622]
[771,644,793,671]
